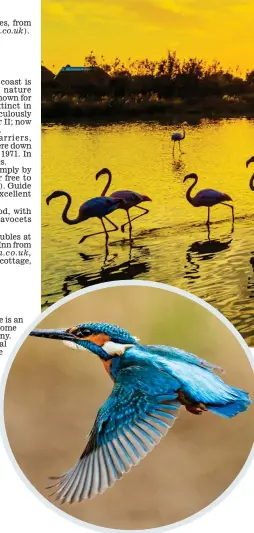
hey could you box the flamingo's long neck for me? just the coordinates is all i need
[250,175,254,191]
[186,177,198,206]
[182,128,186,140]
[101,170,112,197]
[60,192,81,225]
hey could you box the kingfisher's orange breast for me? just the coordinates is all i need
[102,359,113,378]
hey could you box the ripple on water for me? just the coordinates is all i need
[42,119,254,345]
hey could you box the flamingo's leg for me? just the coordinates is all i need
[79,217,119,244]
[178,140,184,154]
[128,225,133,245]
[172,141,175,154]
[121,206,150,233]
[79,221,109,244]
[206,206,211,226]
[103,215,119,232]
[222,202,234,223]
[207,224,211,241]
[120,210,132,234]
[103,238,109,264]
[122,210,132,233]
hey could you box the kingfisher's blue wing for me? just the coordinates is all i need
[134,346,251,415]
[146,345,224,373]
[124,346,251,416]
[48,367,181,503]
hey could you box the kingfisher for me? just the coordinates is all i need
[30,322,251,504]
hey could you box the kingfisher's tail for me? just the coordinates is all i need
[207,387,251,418]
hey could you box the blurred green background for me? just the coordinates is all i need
[4,285,254,529]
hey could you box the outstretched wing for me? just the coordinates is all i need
[48,367,181,503]
[146,345,224,373]
[132,346,250,415]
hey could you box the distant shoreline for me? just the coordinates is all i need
[41,95,254,123]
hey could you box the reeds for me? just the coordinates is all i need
[41,51,254,120]
[41,92,254,121]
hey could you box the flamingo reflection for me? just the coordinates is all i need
[60,240,150,297]
[184,226,233,282]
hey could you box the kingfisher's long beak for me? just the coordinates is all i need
[29,328,76,341]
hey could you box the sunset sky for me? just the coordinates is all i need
[42,0,254,75]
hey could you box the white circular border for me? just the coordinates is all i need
[0,280,253,533]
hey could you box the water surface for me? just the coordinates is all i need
[42,118,254,344]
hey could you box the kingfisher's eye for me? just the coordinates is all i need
[67,326,92,338]
[79,327,92,338]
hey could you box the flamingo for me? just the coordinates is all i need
[46,191,125,244]
[183,173,234,226]
[171,122,187,154]
[96,168,152,233]
[246,156,254,191]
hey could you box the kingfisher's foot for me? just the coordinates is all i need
[178,390,207,415]
[185,403,208,415]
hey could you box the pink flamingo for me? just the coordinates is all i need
[96,168,152,233]
[246,156,254,191]
[171,122,187,154]
[46,191,125,244]
[183,173,234,226]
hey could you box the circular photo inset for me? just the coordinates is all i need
[2,281,254,530]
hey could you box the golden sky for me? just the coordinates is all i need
[42,0,254,75]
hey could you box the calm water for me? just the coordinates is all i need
[42,118,254,344]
